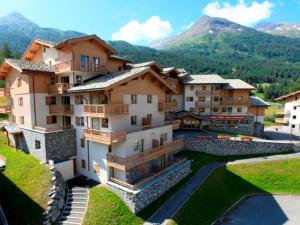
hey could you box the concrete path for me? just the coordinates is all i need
[215,195,300,225]
[144,152,300,225]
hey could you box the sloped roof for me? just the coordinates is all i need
[109,55,131,62]
[34,38,58,47]
[223,79,255,90]
[0,58,54,75]
[275,90,300,101]
[249,96,270,107]
[130,61,162,72]
[67,66,176,93]
[183,74,227,84]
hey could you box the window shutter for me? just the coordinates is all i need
[76,117,80,126]
[46,116,52,124]
[45,96,52,105]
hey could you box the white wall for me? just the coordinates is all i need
[284,102,300,130]
[55,160,74,180]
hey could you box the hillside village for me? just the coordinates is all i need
[0,8,300,225]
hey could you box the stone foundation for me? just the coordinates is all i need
[108,159,191,213]
[43,161,67,225]
[185,137,297,155]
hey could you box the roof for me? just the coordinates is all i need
[275,90,300,101]
[34,38,58,47]
[0,122,22,134]
[67,66,176,93]
[249,96,270,107]
[2,58,54,73]
[183,74,227,84]
[130,61,162,72]
[223,79,255,90]
[108,55,131,62]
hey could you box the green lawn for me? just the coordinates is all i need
[82,151,293,225]
[0,132,52,225]
[170,158,300,225]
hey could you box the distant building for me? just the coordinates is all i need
[275,90,300,130]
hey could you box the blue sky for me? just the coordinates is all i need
[1,0,300,45]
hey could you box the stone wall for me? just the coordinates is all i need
[20,128,76,163]
[185,137,297,155]
[253,123,264,137]
[43,161,67,225]
[108,159,191,213]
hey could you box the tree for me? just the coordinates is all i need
[0,42,12,62]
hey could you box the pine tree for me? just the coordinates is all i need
[0,42,12,62]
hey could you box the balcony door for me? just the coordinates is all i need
[93,57,100,72]
[91,118,100,130]
[91,94,108,105]
[63,116,71,129]
[80,55,89,71]
[61,76,70,84]
[61,96,70,105]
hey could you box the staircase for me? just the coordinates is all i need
[59,187,88,225]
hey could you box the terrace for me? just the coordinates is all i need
[83,128,127,145]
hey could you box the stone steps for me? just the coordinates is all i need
[59,186,89,225]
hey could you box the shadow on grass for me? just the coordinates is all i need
[172,166,289,225]
[0,173,44,225]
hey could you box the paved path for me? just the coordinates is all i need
[215,195,300,225]
[144,152,300,225]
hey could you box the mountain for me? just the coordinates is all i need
[0,11,85,54]
[150,15,247,49]
[256,22,300,38]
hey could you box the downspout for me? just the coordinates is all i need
[32,74,37,127]
[82,94,91,179]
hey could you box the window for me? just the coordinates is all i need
[198,97,205,102]
[61,76,70,84]
[238,96,243,102]
[163,133,168,141]
[81,159,86,169]
[75,95,84,105]
[198,107,205,113]
[292,124,296,129]
[190,85,194,91]
[80,55,89,71]
[47,116,57,124]
[202,85,206,91]
[80,138,85,148]
[17,77,21,87]
[75,75,83,84]
[147,114,152,124]
[237,107,243,113]
[189,107,196,112]
[213,96,220,102]
[147,95,152,104]
[18,97,23,106]
[19,116,24,124]
[134,139,144,152]
[228,107,233,113]
[50,77,56,85]
[76,117,84,126]
[35,140,41,149]
[131,95,137,104]
[131,116,137,125]
[294,106,297,110]
[186,97,193,102]
[222,107,227,113]
[118,66,122,71]
[101,118,109,128]
[212,107,218,113]
[293,115,297,119]
[93,57,100,71]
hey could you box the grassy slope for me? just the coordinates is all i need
[0,132,51,225]
[171,158,300,225]
[82,151,292,225]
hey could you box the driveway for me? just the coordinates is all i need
[264,127,300,142]
[216,195,300,225]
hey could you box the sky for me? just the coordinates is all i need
[1,0,300,45]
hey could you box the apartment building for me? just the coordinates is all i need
[275,90,300,130]
[178,74,268,136]
[0,35,189,211]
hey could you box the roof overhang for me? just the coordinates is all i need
[275,90,300,101]
[22,39,55,61]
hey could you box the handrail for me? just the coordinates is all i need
[0,204,8,225]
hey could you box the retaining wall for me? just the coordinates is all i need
[108,159,191,213]
[185,137,298,155]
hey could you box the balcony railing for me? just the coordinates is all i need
[109,158,187,190]
[0,105,11,114]
[49,104,74,115]
[54,60,107,73]
[48,83,73,94]
[220,100,248,106]
[83,104,129,117]
[158,102,177,112]
[0,88,9,96]
[107,138,184,171]
[166,120,181,130]
[196,90,212,95]
[276,109,290,115]
[34,125,73,132]
[83,128,127,145]
[275,118,289,124]
[165,78,178,90]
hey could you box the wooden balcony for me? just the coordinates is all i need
[109,158,187,190]
[275,118,289,124]
[48,83,73,94]
[49,104,74,115]
[107,138,184,171]
[220,101,249,106]
[166,78,178,90]
[83,128,127,145]
[54,60,107,73]
[83,104,129,117]
[166,120,181,130]
[276,109,290,115]
[0,88,9,96]
[0,105,11,114]
[196,90,212,96]
[158,102,177,112]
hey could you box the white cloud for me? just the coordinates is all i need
[111,16,172,44]
[203,0,274,26]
